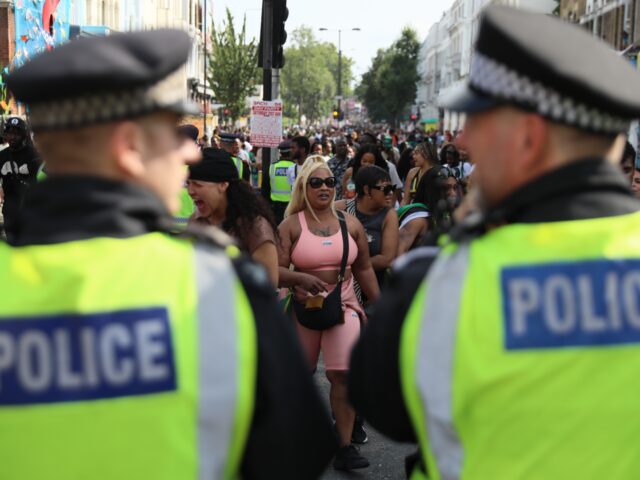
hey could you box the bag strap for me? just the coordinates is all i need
[337,210,349,283]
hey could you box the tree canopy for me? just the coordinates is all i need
[207,8,259,121]
[356,27,420,126]
[280,26,354,123]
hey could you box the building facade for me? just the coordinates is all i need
[416,0,556,130]
[0,0,212,124]
[560,0,640,52]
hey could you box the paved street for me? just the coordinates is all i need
[315,359,416,480]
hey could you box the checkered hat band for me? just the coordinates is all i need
[27,68,186,130]
[469,52,629,134]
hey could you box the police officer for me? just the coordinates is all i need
[220,132,250,182]
[350,7,640,480]
[0,117,41,241]
[269,140,295,225]
[1,29,336,479]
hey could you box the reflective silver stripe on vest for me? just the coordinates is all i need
[195,245,239,480]
[416,244,470,480]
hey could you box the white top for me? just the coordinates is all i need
[286,164,301,186]
[386,161,404,190]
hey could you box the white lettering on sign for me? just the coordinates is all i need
[503,260,640,349]
[0,308,177,405]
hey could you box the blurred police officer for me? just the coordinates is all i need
[220,132,250,181]
[0,117,41,241]
[350,7,640,480]
[269,140,294,225]
[1,29,335,479]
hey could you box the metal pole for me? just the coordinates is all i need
[260,0,274,200]
[338,29,342,126]
[203,0,207,136]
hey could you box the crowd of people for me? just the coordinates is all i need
[169,123,472,469]
[3,114,639,472]
[0,113,475,471]
[4,6,640,478]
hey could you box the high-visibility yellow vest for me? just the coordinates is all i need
[269,159,294,203]
[401,212,640,480]
[174,187,195,229]
[0,233,257,480]
[232,156,244,178]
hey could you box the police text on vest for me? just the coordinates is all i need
[502,260,640,350]
[0,307,177,405]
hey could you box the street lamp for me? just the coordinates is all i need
[318,27,361,122]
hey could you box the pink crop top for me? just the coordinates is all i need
[291,211,358,271]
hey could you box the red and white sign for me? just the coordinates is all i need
[250,100,283,148]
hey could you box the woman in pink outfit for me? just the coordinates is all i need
[278,156,380,471]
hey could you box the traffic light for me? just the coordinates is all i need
[333,110,339,119]
[258,0,288,69]
[273,0,288,69]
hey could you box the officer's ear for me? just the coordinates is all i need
[517,113,548,173]
[110,121,146,179]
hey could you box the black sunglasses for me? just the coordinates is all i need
[370,184,397,195]
[308,177,337,189]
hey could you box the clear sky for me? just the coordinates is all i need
[212,0,454,83]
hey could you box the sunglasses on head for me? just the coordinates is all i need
[370,184,397,195]
[308,177,337,189]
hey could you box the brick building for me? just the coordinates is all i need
[0,1,15,114]
[0,1,14,68]
[561,0,640,51]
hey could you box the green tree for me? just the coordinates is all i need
[318,42,355,97]
[207,8,259,122]
[280,26,354,123]
[357,27,420,126]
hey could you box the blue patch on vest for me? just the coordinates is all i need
[0,307,177,405]
[274,167,289,176]
[501,260,640,350]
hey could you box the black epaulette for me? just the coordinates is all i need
[448,211,489,243]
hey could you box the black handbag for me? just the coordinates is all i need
[293,211,349,331]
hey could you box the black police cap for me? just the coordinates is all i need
[278,140,292,153]
[219,133,241,144]
[441,6,640,134]
[7,29,198,131]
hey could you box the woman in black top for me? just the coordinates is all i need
[336,166,399,290]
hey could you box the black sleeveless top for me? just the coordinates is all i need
[347,198,389,288]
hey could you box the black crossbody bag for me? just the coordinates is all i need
[293,211,349,331]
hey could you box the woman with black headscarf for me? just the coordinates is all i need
[187,148,279,285]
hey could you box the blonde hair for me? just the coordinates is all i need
[284,155,336,222]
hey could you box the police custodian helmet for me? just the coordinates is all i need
[441,6,640,135]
